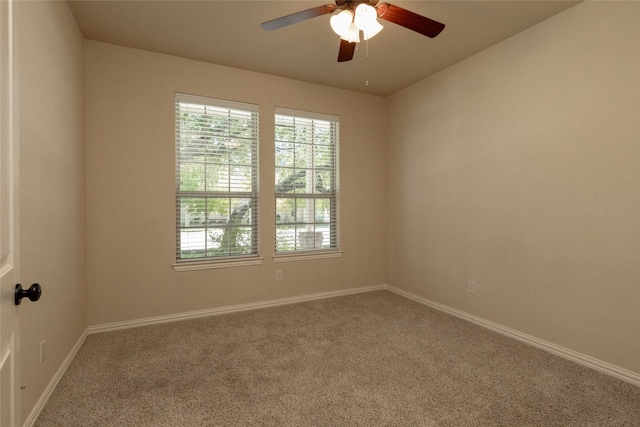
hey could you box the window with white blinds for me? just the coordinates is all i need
[275,108,339,253]
[175,93,258,261]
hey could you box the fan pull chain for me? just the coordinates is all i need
[365,38,369,87]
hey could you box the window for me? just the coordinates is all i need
[275,108,338,253]
[175,93,258,262]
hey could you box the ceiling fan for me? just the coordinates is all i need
[261,0,445,62]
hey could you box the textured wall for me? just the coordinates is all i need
[387,1,640,374]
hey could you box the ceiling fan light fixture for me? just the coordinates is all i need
[330,10,353,37]
[343,21,361,43]
[330,10,360,43]
[354,3,383,40]
[261,1,445,64]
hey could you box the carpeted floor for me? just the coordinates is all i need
[35,290,640,426]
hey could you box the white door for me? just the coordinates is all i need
[0,0,21,425]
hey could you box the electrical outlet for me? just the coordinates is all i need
[40,340,45,363]
[468,281,477,295]
[276,270,283,282]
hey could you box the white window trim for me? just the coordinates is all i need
[274,107,340,254]
[175,93,260,262]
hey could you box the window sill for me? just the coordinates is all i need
[273,250,343,263]
[173,256,264,272]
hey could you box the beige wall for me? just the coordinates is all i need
[16,0,87,421]
[387,1,640,374]
[84,41,388,326]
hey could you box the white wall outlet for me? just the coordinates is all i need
[276,270,283,282]
[468,281,477,294]
[40,340,45,363]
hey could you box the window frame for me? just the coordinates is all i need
[273,107,340,258]
[173,93,261,270]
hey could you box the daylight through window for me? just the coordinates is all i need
[275,108,339,253]
[175,93,258,261]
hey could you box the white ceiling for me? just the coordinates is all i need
[67,0,580,97]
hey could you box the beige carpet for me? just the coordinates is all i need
[35,291,640,426]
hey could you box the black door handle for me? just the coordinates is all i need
[15,283,42,305]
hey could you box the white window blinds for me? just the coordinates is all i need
[274,108,339,253]
[175,93,259,261]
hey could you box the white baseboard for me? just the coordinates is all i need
[386,285,640,388]
[88,284,387,334]
[22,329,88,427]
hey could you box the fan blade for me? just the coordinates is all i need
[261,4,337,31]
[376,3,445,38]
[337,39,356,62]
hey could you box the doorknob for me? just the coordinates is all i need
[15,283,42,305]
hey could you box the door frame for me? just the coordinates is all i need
[0,0,21,425]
